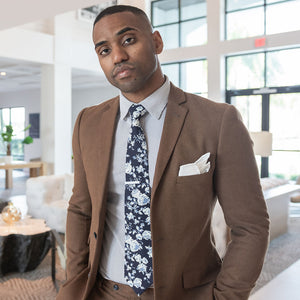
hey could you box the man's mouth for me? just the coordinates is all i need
[113,65,134,79]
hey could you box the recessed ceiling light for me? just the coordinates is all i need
[0,71,7,76]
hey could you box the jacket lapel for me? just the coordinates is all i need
[92,97,119,219]
[152,84,188,199]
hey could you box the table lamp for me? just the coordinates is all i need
[249,131,273,177]
[249,131,273,157]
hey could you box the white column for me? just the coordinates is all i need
[41,64,72,174]
[40,13,73,174]
[206,0,224,102]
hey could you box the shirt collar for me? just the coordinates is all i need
[119,76,170,121]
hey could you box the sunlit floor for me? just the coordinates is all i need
[250,259,300,300]
[252,199,300,299]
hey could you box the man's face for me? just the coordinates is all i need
[93,12,163,98]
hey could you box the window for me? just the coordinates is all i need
[151,0,207,49]
[227,53,265,90]
[0,107,26,160]
[225,0,300,40]
[226,48,300,90]
[226,48,300,180]
[230,95,262,132]
[269,93,300,180]
[267,48,300,87]
[162,59,208,96]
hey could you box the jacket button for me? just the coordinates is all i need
[113,284,119,290]
[94,232,97,239]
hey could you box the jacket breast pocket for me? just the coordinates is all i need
[176,169,211,184]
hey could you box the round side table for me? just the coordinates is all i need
[0,217,51,276]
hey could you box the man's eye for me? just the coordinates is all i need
[123,37,135,46]
[99,48,110,56]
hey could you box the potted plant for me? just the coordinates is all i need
[1,124,33,162]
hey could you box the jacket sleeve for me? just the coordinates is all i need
[57,108,92,299]
[213,105,270,300]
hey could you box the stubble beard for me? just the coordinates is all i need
[110,69,156,94]
[110,60,158,95]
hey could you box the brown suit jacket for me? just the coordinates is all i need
[57,84,269,300]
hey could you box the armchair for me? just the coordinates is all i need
[26,173,74,233]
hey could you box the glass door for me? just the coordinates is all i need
[269,93,300,180]
[230,95,262,131]
[227,89,300,179]
[230,94,266,177]
[226,48,300,179]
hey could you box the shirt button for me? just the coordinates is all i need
[113,284,119,291]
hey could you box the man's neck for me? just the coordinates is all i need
[122,74,165,103]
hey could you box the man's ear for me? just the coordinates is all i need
[152,31,164,55]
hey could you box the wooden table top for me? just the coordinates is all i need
[0,217,50,236]
[0,161,44,169]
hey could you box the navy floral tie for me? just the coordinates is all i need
[124,104,153,296]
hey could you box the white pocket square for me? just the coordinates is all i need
[178,152,210,177]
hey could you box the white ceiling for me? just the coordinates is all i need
[0,57,41,93]
[0,57,108,94]
[0,0,104,31]
[0,0,110,94]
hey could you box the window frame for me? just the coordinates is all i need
[225,48,300,178]
[151,0,207,48]
[224,0,298,40]
[225,47,300,90]
[162,58,208,95]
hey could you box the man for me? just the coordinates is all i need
[57,5,269,300]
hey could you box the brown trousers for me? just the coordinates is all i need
[89,276,154,300]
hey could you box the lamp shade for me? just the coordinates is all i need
[249,131,273,157]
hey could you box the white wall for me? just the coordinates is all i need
[72,85,118,128]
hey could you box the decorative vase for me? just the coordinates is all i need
[1,202,22,224]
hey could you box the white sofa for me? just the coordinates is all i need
[26,173,74,233]
[25,174,299,247]
[261,178,300,240]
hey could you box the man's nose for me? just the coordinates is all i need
[112,46,129,65]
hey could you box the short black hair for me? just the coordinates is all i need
[93,5,150,28]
